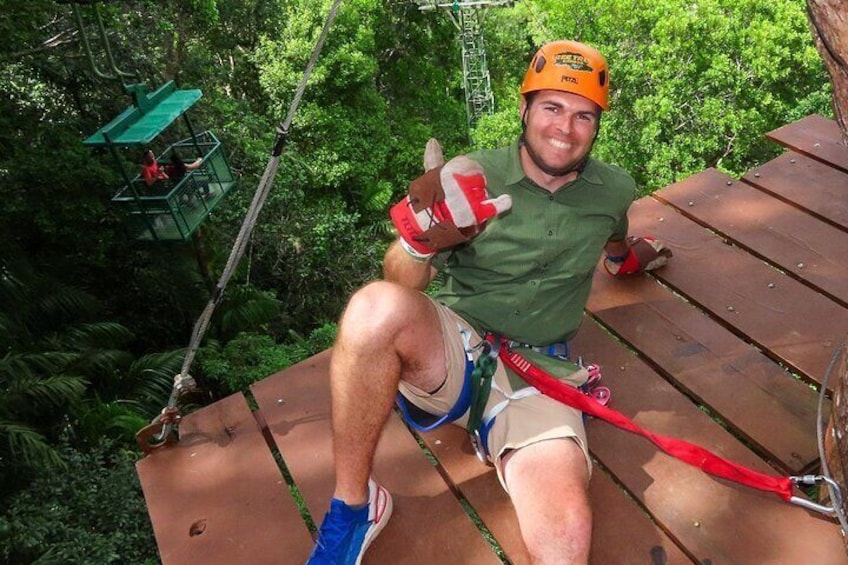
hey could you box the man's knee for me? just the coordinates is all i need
[340,281,436,348]
[503,440,592,563]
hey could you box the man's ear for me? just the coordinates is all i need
[518,96,528,120]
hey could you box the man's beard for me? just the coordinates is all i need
[521,133,590,177]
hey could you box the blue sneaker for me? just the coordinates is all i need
[306,479,393,565]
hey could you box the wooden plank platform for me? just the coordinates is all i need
[136,394,314,564]
[137,115,848,564]
[766,114,848,174]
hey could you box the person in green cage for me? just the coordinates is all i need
[140,149,169,187]
[307,40,671,565]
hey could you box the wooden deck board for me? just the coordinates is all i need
[136,393,313,565]
[250,350,503,565]
[765,114,848,174]
[627,196,847,387]
[573,320,847,565]
[656,167,848,306]
[744,152,848,232]
[587,269,820,473]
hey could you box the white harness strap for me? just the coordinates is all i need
[480,381,540,430]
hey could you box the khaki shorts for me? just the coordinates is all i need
[398,299,592,490]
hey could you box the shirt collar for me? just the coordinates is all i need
[506,138,604,187]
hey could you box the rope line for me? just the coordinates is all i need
[149,0,345,443]
[274,0,343,156]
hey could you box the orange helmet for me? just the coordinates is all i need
[520,40,609,111]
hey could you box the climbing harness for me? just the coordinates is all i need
[465,334,611,465]
[466,335,499,465]
[495,337,842,518]
[136,0,345,453]
[395,327,475,432]
[393,327,608,465]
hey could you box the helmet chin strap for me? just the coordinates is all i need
[520,105,601,178]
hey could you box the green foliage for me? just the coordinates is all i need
[0,438,158,565]
[523,0,832,192]
[199,323,337,394]
[0,259,178,493]
[213,285,282,342]
[248,190,385,329]
[0,0,836,559]
[471,107,523,150]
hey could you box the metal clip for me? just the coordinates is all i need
[487,338,501,359]
[470,430,494,467]
[135,406,181,455]
[789,475,842,517]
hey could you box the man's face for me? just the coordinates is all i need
[519,90,600,179]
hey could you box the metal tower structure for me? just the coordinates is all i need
[417,1,513,131]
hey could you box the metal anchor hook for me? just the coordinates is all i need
[135,406,181,455]
[789,475,843,517]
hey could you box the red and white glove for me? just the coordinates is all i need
[390,156,512,259]
[604,236,672,276]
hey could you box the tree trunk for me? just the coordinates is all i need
[808,4,848,547]
[821,339,848,553]
[806,0,848,146]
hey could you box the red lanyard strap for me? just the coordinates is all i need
[499,347,796,502]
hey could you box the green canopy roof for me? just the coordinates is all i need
[84,81,202,147]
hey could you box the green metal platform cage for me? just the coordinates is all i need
[84,81,238,241]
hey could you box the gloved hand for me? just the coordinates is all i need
[390,154,512,259]
[603,236,672,276]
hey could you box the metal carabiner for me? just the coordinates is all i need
[469,429,493,467]
[789,475,842,517]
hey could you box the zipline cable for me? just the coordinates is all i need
[817,338,848,532]
[139,0,345,449]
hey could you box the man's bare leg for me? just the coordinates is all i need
[329,280,447,505]
[503,439,592,564]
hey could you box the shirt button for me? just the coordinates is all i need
[513,310,520,317]
[530,280,537,286]
[547,230,554,237]
[549,195,554,201]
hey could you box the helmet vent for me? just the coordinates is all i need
[599,70,607,87]
[534,55,547,73]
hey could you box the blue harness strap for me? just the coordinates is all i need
[395,349,475,433]
[395,331,582,467]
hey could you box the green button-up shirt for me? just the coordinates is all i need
[432,141,635,345]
